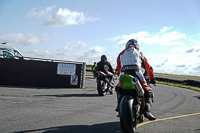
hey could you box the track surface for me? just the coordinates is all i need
[0,74,200,133]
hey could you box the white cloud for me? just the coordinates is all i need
[189,37,200,45]
[0,33,50,45]
[195,41,200,45]
[109,27,187,47]
[140,31,187,45]
[22,41,104,64]
[170,47,186,54]
[55,41,104,64]
[26,6,56,18]
[142,35,159,45]
[160,26,172,33]
[189,37,195,42]
[160,27,167,33]
[107,36,121,41]
[75,46,104,64]
[57,43,72,56]
[28,49,38,54]
[44,51,50,54]
[43,8,99,27]
[26,49,51,59]
[57,41,86,56]
[115,31,149,47]
[88,46,104,53]
[148,45,200,76]
[159,31,187,45]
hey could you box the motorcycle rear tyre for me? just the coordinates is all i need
[120,95,137,133]
[97,80,106,96]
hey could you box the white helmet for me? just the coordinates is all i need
[125,39,139,50]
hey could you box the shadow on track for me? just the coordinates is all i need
[194,96,200,100]
[194,129,200,131]
[13,121,127,133]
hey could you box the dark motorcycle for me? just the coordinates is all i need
[119,74,145,133]
[95,71,114,96]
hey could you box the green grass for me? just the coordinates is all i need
[86,71,93,74]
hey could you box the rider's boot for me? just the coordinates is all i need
[144,111,156,121]
[144,92,156,120]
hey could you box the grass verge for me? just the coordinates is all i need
[86,71,93,74]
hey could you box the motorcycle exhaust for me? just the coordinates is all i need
[132,77,144,97]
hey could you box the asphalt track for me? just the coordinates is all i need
[0,74,200,133]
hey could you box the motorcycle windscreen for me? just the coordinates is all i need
[120,75,135,90]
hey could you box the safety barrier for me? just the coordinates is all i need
[155,76,200,88]
[0,58,86,88]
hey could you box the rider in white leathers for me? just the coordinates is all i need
[115,39,156,121]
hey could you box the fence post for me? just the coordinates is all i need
[81,62,86,88]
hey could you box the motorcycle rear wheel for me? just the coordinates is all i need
[97,80,106,96]
[120,95,137,133]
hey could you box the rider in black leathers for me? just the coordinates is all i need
[96,55,115,88]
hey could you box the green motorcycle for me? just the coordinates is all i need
[119,75,145,133]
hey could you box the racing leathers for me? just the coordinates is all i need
[96,60,115,88]
[115,46,156,120]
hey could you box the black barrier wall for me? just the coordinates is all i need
[0,58,82,88]
[155,77,200,88]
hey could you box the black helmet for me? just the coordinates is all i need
[101,55,107,61]
[94,62,96,64]
[125,39,139,50]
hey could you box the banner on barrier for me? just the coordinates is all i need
[57,63,76,75]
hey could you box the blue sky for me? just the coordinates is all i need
[0,0,200,76]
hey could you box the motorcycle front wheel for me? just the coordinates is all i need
[97,80,106,96]
[120,95,137,133]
